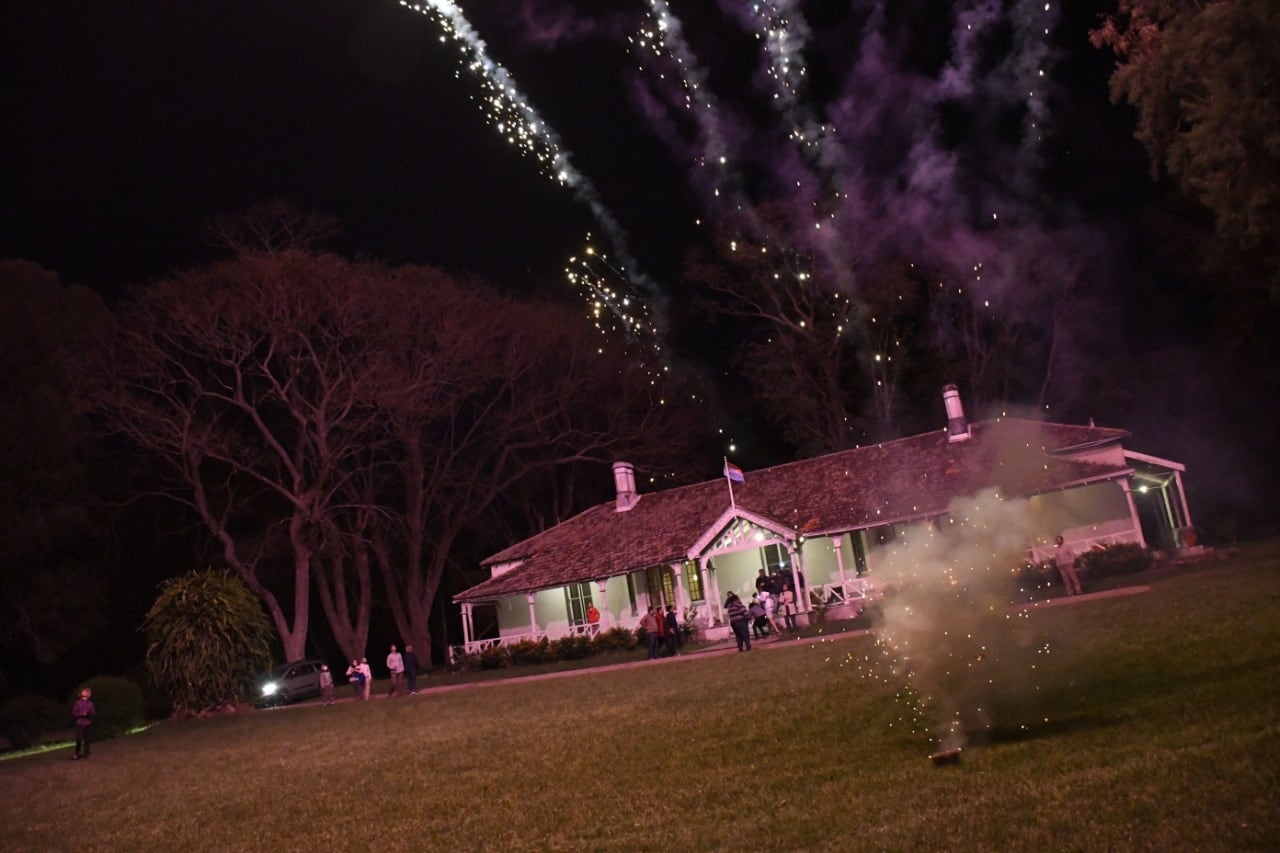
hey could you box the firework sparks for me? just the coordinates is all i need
[397,0,667,340]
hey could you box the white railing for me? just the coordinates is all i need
[811,576,878,608]
[1026,530,1142,564]
[447,622,603,665]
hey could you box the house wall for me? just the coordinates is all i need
[799,537,838,589]
[1027,480,1132,546]
[495,588,574,642]
[710,548,766,599]
[492,571,662,642]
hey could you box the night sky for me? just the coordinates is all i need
[6,0,1254,508]
[3,1,1152,292]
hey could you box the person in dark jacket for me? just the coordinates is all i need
[403,644,421,695]
[725,592,752,652]
[71,688,95,760]
[664,605,681,655]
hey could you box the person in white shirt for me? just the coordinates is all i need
[358,658,373,700]
[1054,535,1083,595]
[386,645,405,698]
[760,589,783,636]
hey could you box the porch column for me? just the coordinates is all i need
[787,542,806,613]
[705,559,723,623]
[526,592,538,637]
[1173,470,1194,531]
[596,579,610,629]
[832,535,848,603]
[671,562,687,610]
[1160,485,1178,532]
[1121,480,1147,548]
[695,559,712,621]
[461,603,474,649]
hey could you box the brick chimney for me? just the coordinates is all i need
[942,384,971,443]
[612,461,639,511]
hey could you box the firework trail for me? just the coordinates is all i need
[400,0,1075,385]
[631,0,754,226]
[397,0,667,334]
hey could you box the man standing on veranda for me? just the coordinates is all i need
[386,644,405,698]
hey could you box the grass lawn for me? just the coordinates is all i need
[5,542,1279,851]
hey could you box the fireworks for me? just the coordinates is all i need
[392,0,1074,451]
[397,0,666,344]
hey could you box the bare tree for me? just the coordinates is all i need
[684,210,865,455]
[363,269,710,660]
[82,251,384,661]
[203,200,341,257]
[85,250,713,664]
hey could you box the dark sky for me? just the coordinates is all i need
[2,1,1150,297]
[1,1,603,291]
[5,1,1274,533]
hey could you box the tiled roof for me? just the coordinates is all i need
[455,418,1132,602]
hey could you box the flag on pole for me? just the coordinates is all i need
[723,459,745,484]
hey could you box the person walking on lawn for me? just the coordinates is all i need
[664,605,681,656]
[358,658,373,700]
[403,644,421,695]
[71,688,95,760]
[640,607,662,659]
[386,645,405,697]
[347,659,367,700]
[319,664,336,705]
[725,592,752,652]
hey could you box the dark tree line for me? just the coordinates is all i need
[75,249,710,665]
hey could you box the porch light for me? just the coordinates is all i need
[1138,485,1149,493]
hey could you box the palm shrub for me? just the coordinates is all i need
[77,676,145,739]
[141,569,275,716]
[0,694,65,750]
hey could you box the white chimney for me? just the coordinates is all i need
[942,384,971,443]
[612,461,639,512]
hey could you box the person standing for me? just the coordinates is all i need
[403,644,420,695]
[386,645,405,698]
[725,592,752,652]
[319,664,335,705]
[779,583,798,633]
[664,605,681,655]
[749,595,768,639]
[761,589,783,636]
[346,659,366,699]
[1054,535,1083,596]
[640,607,662,659]
[358,658,373,700]
[71,688,95,760]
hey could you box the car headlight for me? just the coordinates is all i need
[261,682,280,697]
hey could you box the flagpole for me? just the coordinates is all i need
[723,456,736,509]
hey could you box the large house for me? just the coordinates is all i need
[450,386,1193,661]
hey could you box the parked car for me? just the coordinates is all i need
[256,659,327,706]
